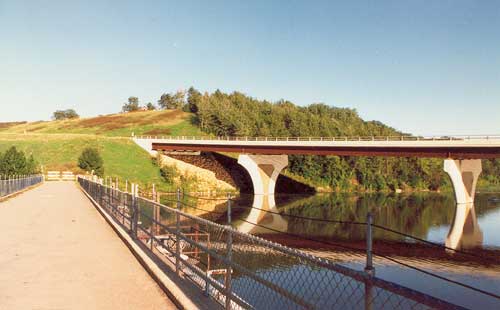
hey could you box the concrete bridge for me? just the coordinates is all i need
[134,135,500,205]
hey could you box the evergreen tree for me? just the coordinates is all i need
[78,148,104,176]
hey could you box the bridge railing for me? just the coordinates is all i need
[78,176,463,310]
[0,175,43,198]
[134,134,500,142]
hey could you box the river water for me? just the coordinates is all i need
[195,192,500,309]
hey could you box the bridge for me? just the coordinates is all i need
[134,135,500,205]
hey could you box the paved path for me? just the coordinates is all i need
[0,182,176,310]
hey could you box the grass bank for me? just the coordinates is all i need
[0,134,171,192]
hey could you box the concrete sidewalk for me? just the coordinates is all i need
[0,182,176,310]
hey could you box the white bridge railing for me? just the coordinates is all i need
[134,135,500,142]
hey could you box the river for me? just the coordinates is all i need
[182,191,500,309]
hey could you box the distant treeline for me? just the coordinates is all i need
[180,88,500,191]
[0,147,40,177]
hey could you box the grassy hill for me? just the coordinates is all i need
[0,110,201,137]
[0,110,203,192]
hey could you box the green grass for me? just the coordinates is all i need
[0,135,174,192]
[0,110,204,192]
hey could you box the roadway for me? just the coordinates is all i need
[0,182,176,310]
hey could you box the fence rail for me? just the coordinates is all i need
[0,175,43,198]
[134,134,500,142]
[78,176,464,310]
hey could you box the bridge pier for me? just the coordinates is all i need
[237,155,288,234]
[237,154,288,196]
[443,159,482,204]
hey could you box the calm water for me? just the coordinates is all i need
[189,192,500,309]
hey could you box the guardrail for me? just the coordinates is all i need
[0,175,43,198]
[134,135,500,142]
[78,176,464,310]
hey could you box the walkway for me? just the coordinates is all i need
[0,182,176,310]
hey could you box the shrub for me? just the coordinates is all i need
[78,147,104,176]
[160,165,177,185]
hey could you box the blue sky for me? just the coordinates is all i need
[0,1,499,135]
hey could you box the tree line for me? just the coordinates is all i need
[119,87,500,191]
[185,88,500,191]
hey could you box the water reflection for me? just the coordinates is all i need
[180,190,500,259]
[235,194,288,234]
[181,191,500,308]
[446,203,483,250]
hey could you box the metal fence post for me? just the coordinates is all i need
[176,188,181,275]
[365,212,375,276]
[227,194,232,225]
[108,179,112,211]
[131,184,138,239]
[99,183,103,206]
[365,209,374,310]
[365,279,374,310]
[225,226,233,310]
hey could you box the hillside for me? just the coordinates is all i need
[0,110,201,137]
[0,110,203,192]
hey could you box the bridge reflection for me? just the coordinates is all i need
[235,194,288,234]
[175,191,497,264]
[446,203,483,250]
[232,193,488,253]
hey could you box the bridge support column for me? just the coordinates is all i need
[236,155,289,234]
[443,159,482,204]
[237,155,288,196]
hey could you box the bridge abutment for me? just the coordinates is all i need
[443,159,482,204]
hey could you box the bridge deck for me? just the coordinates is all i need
[0,182,175,310]
[140,137,500,159]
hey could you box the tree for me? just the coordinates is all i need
[158,90,185,110]
[78,147,104,176]
[0,147,39,176]
[146,102,156,110]
[122,97,140,112]
[53,109,79,120]
[186,87,201,113]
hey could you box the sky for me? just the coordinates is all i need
[0,0,499,136]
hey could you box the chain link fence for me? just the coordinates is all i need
[78,176,465,310]
[0,175,43,198]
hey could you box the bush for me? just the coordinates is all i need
[78,147,104,176]
[160,165,177,185]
